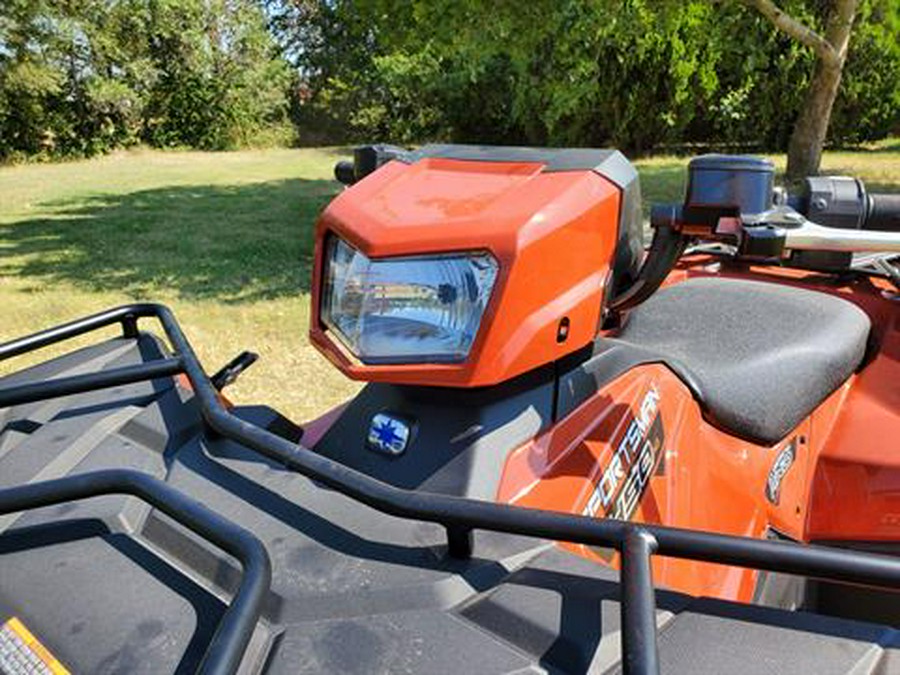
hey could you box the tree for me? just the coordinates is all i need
[742,0,859,179]
[0,0,292,160]
[142,0,293,150]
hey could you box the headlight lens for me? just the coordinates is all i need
[322,237,498,364]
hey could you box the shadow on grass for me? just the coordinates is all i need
[0,163,709,304]
[0,178,340,303]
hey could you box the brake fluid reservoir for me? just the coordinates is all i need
[686,154,775,215]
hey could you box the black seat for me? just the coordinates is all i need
[614,277,871,445]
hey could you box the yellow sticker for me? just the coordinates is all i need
[0,617,71,675]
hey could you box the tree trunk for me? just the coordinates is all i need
[785,59,844,180]
[784,0,859,180]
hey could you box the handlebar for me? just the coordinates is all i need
[619,154,900,296]
[866,193,900,232]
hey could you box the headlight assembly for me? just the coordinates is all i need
[322,237,498,364]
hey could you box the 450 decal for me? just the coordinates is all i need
[583,386,665,521]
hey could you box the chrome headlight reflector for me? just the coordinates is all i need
[322,237,498,364]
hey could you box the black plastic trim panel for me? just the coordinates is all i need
[403,143,624,175]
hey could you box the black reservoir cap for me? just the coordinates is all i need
[687,154,775,216]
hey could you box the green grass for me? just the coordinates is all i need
[1,144,898,421]
[0,147,358,420]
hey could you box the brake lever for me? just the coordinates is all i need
[742,206,900,257]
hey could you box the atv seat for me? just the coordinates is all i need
[615,277,871,445]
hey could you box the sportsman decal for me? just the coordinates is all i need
[582,386,665,521]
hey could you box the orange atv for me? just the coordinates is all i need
[1,144,900,675]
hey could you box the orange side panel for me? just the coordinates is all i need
[807,341,900,541]
[497,363,811,601]
[675,256,900,545]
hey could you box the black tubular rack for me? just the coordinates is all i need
[0,470,270,675]
[3,303,900,675]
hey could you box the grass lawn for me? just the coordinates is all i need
[1,144,899,422]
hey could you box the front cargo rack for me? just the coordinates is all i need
[0,470,270,675]
[2,303,900,675]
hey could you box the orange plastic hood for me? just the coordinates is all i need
[309,145,639,388]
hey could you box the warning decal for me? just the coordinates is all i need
[0,617,70,675]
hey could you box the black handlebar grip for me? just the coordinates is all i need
[866,193,900,232]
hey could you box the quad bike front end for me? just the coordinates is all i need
[2,145,900,674]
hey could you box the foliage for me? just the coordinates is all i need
[0,0,292,160]
[830,0,900,145]
[285,0,900,152]
[3,0,899,159]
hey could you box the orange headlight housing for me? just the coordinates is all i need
[310,145,641,388]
